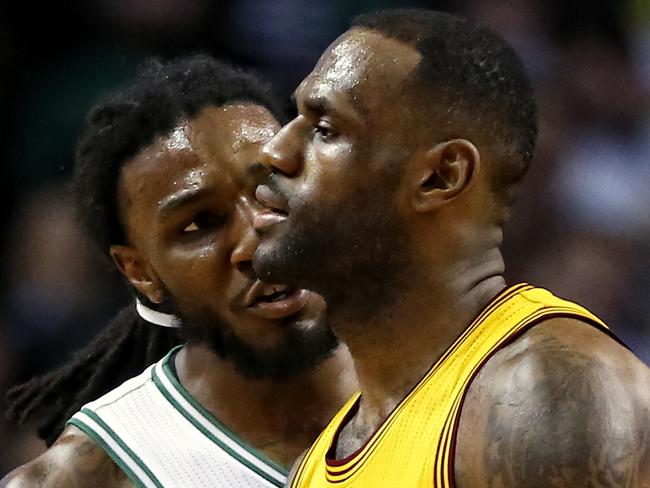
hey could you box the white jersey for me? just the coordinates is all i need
[67,347,288,488]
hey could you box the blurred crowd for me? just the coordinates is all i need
[1,0,649,474]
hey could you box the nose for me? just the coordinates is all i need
[230,201,259,272]
[261,119,303,176]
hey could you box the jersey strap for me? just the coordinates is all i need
[67,348,288,487]
[68,369,163,488]
[151,350,288,486]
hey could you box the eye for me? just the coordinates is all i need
[183,222,200,233]
[313,120,337,141]
[181,212,225,234]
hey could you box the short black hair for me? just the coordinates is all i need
[74,54,285,253]
[7,55,284,446]
[352,9,537,206]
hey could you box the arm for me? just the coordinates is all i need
[455,318,650,488]
[0,426,131,488]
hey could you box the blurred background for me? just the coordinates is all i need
[1,0,649,473]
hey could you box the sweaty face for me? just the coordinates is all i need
[118,104,337,378]
[253,30,422,319]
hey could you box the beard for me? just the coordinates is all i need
[254,175,410,323]
[169,298,339,380]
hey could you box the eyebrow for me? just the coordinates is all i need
[297,93,333,116]
[293,86,363,124]
[158,187,211,218]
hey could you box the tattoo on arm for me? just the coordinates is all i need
[483,336,649,488]
[0,434,130,488]
[48,438,128,488]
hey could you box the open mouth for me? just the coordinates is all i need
[246,282,311,320]
[254,284,294,304]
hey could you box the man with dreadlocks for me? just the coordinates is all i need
[1,55,356,488]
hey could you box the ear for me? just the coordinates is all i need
[110,245,165,304]
[410,139,479,213]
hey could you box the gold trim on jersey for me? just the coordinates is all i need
[291,284,610,488]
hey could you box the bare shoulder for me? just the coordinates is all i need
[455,317,650,488]
[0,426,131,488]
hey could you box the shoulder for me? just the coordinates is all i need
[455,317,650,488]
[0,426,131,488]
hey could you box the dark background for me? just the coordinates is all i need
[1,0,649,472]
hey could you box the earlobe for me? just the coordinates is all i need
[109,245,164,303]
[411,139,479,213]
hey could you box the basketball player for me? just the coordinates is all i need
[1,55,356,488]
[252,10,650,487]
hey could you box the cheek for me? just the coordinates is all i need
[297,141,357,206]
[157,242,231,300]
[308,137,355,171]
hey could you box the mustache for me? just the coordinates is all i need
[263,171,284,194]
[260,171,289,204]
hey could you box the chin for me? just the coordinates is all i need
[253,236,310,288]
[287,315,323,334]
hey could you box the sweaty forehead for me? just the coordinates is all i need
[119,104,278,214]
[191,103,279,158]
[299,28,421,109]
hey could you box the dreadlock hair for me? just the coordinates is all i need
[6,306,182,446]
[6,54,285,446]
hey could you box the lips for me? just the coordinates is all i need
[253,210,286,231]
[244,280,311,320]
[254,184,288,231]
[255,184,287,213]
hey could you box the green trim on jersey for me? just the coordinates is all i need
[163,349,288,475]
[152,347,287,486]
[68,413,164,488]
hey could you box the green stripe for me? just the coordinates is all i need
[152,365,285,487]
[68,418,151,488]
[80,409,165,488]
[161,353,289,476]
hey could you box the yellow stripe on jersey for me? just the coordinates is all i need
[292,284,609,488]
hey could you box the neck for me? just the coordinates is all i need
[330,243,506,425]
[174,342,356,468]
